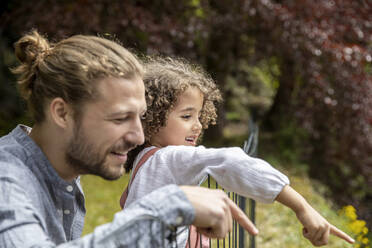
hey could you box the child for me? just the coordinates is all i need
[120,56,354,247]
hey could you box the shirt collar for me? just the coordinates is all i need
[11,124,79,190]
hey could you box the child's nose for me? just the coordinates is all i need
[192,119,202,131]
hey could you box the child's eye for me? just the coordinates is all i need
[181,115,191,120]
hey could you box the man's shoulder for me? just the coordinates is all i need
[0,132,33,182]
[0,125,30,158]
[0,138,27,162]
[0,150,39,203]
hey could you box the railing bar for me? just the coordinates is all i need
[233,193,236,248]
[227,191,231,248]
[236,193,238,248]
[235,193,238,247]
[161,220,165,248]
[249,198,256,248]
[207,175,211,248]
[229,225,231,248]
[238,195,245,247]
[232,192,234,248]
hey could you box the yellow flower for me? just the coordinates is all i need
[342,205,358,221]
[362,237,369,245]
[339,205,369,248]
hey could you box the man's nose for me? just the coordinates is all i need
[127,116,145,145]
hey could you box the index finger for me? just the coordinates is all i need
[227,198,259,235]
[330,225,355,244]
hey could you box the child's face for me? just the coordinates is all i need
[150,87,203,147]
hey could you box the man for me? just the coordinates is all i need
[0,30,257,247]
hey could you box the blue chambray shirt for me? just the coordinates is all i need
[0,125,194,247]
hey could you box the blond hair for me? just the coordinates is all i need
[12,30,143,122]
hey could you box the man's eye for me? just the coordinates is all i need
[113,117,128,123]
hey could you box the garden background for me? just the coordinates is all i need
[0,0,371,247]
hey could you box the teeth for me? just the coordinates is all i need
[113,151,126,155]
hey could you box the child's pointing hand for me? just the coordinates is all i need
[276,185,355,246]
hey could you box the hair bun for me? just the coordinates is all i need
[12,30,51,101]
[14,30,50,65]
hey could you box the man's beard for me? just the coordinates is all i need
[65,124,136,181]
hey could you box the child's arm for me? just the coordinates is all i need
[158,145,289,203]
[275,185,355,246]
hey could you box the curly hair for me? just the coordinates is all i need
[125,56,222,171]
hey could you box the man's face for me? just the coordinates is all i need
[65,76,146,180]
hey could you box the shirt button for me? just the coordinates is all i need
[66,185,73,192]
[64,209,71,215]
[175,216,183,225]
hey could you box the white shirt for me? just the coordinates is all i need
[125,145,289,207]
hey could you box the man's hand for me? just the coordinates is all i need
[180,186,258,239]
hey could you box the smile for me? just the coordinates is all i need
[110,151,128,163]
[185,136,198,145]
[111,151,127,156]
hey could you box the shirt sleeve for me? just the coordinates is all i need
[0,176,55,247]
[0,177,195,248]
[156,145,290,203]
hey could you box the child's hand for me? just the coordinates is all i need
[296,204,355,246]
[276,185,355,246]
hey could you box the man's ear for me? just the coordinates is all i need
[49,97,73,129]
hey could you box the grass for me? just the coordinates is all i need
[81,164,354,247]
[81,173,130,234]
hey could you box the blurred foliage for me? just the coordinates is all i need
[1,0,371,228]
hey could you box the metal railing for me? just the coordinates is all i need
[193,119,260,248]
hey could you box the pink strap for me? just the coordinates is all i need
[186,225,210,248]
[119,147,159,209]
